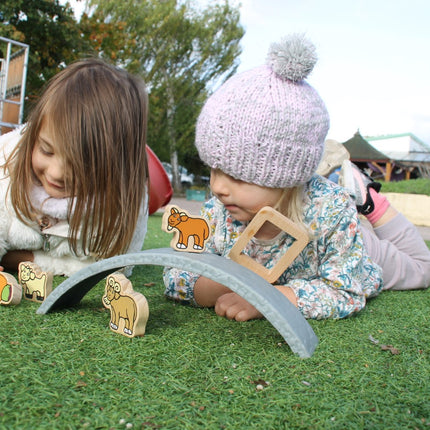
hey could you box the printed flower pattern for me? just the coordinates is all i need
[163,175,383,319]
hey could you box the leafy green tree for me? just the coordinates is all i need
[88,0,244,191]
[79,8,134,63]
[0,0,92,109]
[0,0,244,191]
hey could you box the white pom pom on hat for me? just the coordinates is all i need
[195,33,330,189]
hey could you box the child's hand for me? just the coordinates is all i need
[215,292,263,322]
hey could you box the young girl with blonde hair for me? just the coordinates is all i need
[163,34,430,321]
[0,58,149,276]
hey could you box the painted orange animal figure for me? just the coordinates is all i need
[163,206,210,252]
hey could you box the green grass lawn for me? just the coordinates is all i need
[380,178,430,196]
[1,213,429,429]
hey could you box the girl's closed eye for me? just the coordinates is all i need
[38,140,54,156]
[39,146,53,156]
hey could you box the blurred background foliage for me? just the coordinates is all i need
[0,0,244,190]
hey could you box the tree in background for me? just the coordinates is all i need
[86,0,244,192]
[0,0,92,109]
[0,0,244,191]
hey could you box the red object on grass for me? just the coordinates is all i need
[146,145,173,215]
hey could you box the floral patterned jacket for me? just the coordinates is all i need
[163,175,383,319]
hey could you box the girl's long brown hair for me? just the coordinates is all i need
[5,58,149,259]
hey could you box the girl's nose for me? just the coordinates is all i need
[210,170,230,197]
[47,157,65,183]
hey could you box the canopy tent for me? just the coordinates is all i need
[342,131,393,181]
[367,133,430,179]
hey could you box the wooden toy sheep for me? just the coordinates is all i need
[18,262,53,302]
[102,272,149,338]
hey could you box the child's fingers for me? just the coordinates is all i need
[215,292,262,321]
[214,292,236,318]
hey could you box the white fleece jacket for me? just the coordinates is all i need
[0,128,148,276]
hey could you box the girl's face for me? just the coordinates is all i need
[210,169,283,223]
[32,121,69,199]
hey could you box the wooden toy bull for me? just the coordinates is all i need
[162,205,210,252]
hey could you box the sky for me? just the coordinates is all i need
[68,0,430,144]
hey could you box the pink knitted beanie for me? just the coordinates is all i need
[195,34,330,188]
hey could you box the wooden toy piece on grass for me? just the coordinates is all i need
[0,272,22,305]
[18,261,53,302]
[228,206,309,284]
[162,205,210,252]
[102,272,149,338]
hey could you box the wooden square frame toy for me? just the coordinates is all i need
[228,206,309,283]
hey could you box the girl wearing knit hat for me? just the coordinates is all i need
[163,34,430,321]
